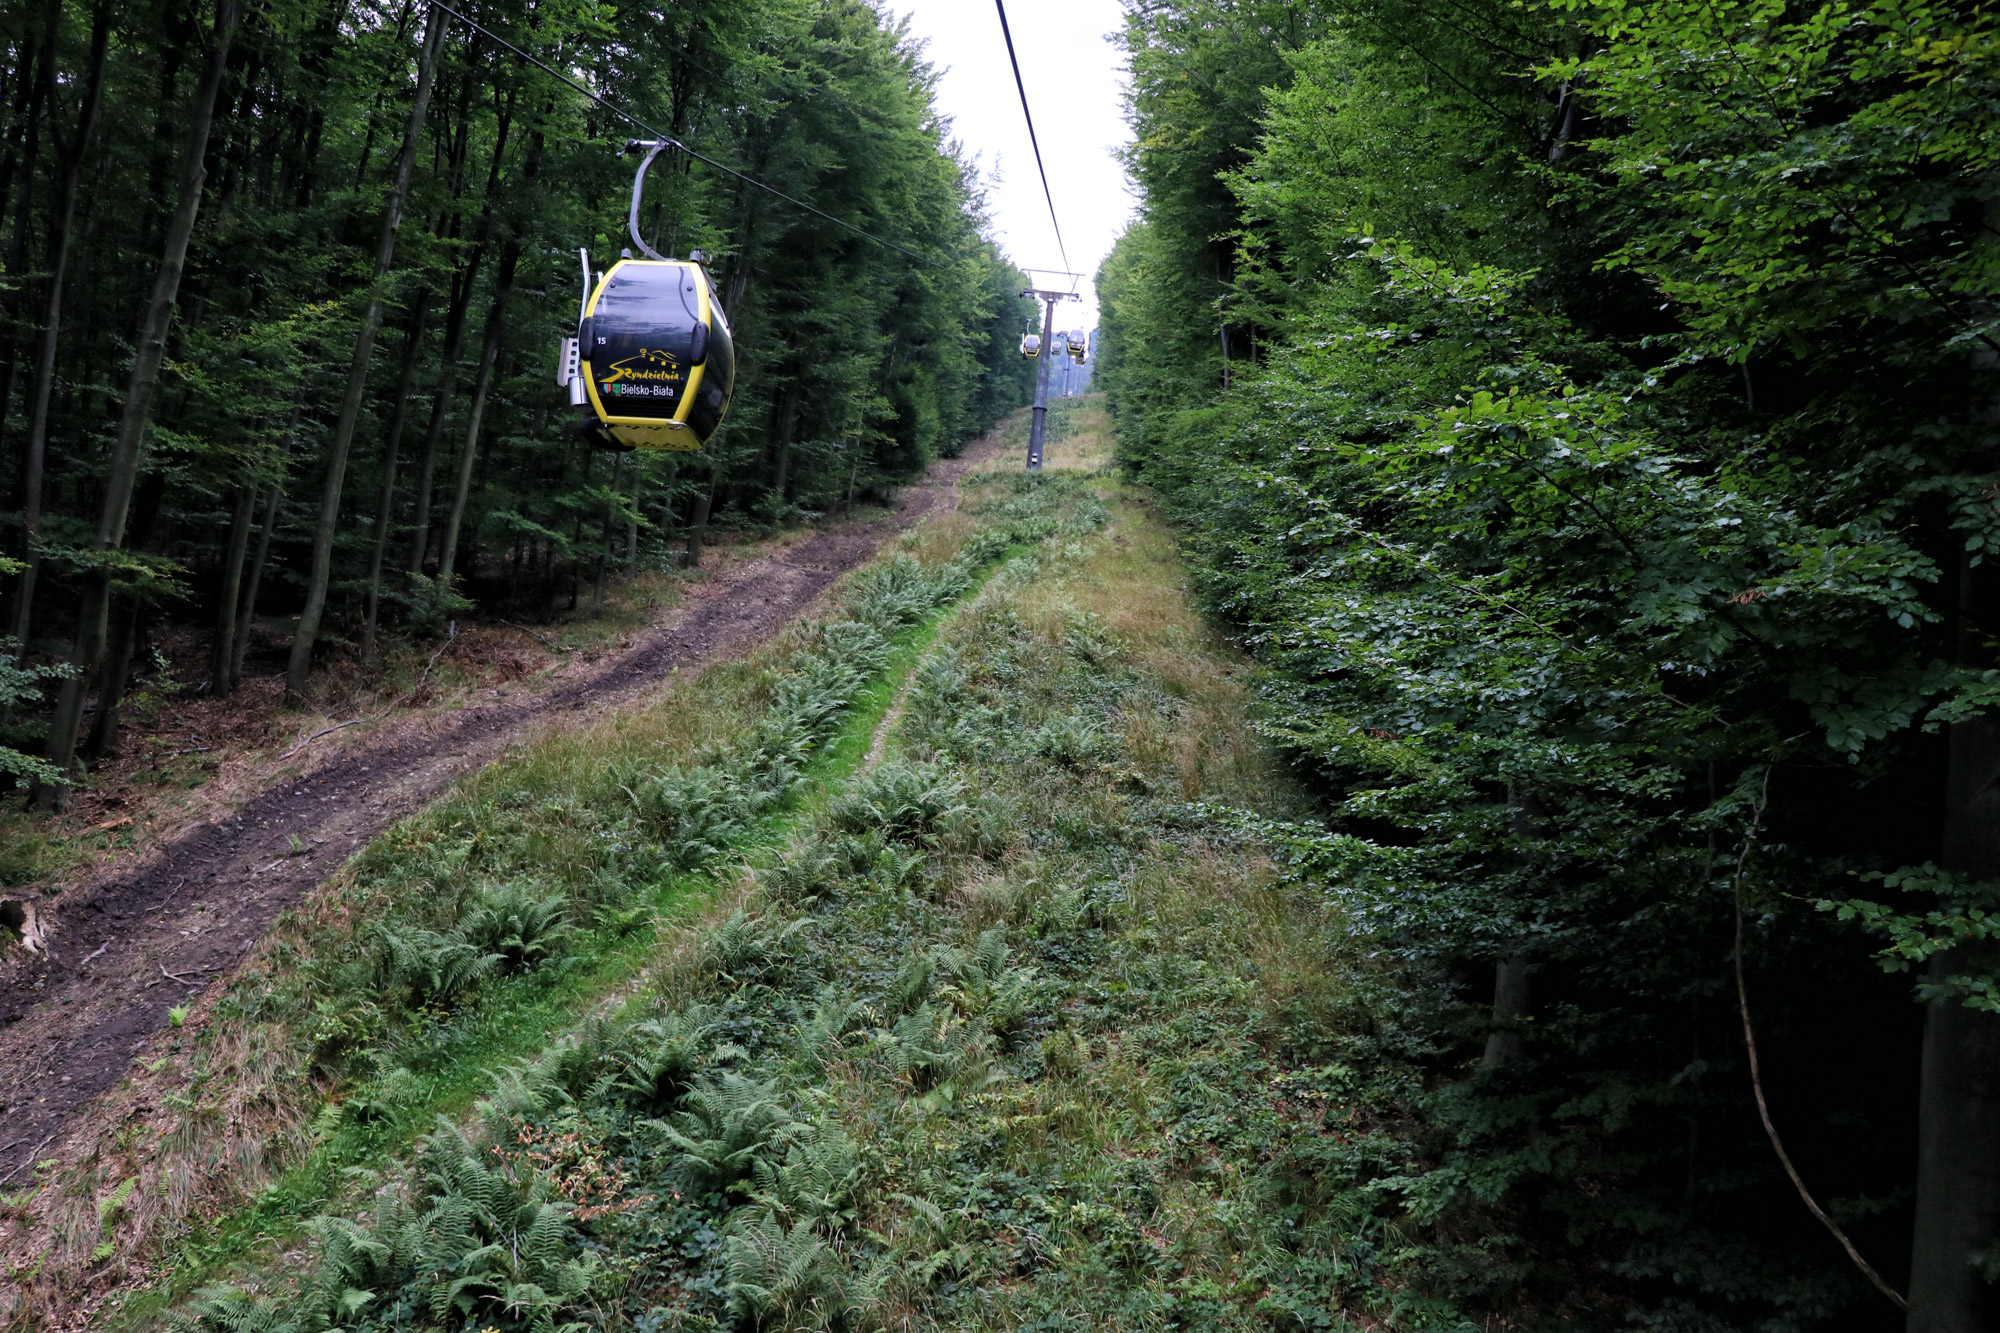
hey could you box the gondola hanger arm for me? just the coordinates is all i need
[625,138,675,261]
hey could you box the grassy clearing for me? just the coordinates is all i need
[143,405,1436,1332]
[0,463,1108,1329]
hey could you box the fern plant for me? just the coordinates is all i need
[879,953,933,1019]
[166,1287,305,1333]
[1028,711,1112,770]
[174,1121,594,1333]
[699,907,808,985]
[376,881,570,1008]
[827,760,968,840]
[598,1005,718,1113]
[458,880,572,972]
[876,1003,1000,1099]
[847,551,973,627]
[761,834,844,903]
[870,1191,978,1290]
[935,929,1039,1039]
[867,842,932,895]
[648,1070,793,1193]
[749,1119,864,1235]
[377,924,501,1005]
[484,1034,601,1123]
[624,765,756,870]
[724,1209,876,1333]
[931,792,1015,860]
[791,988,875,1074]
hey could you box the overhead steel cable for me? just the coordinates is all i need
[422,0,923,261]
[993,0,1071,275]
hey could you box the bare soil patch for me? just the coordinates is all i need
[0,451,979,1185]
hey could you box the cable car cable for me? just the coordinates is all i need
[992,0,1070,276]
[422,0,922,261]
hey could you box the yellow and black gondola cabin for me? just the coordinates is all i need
[574,258,736,452]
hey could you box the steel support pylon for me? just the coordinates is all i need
[1026,295,1060,470]
[1020,283,1078,471]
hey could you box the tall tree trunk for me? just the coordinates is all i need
[86,423,167,762]
[436,242,520,589]
[686,459,719,569]
[770,378,802,502]
[435,114,539,592]
[360,287,432,662]
[405,93,514,576]
[12,2,109,658]
[84,599,139,758]
[0,10,50,456]
[209,482,256,694]
[592,454,623,611]
[1482,785,1548,1070]
[0,33,43,250]
[404,268,476,575]
[39,0,238,810]
[231,481,282,690]
[1907,554,2000,1333]
[285,4,444,702]
[658,479,678,563]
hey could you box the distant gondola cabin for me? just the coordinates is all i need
[1020,332,1041,359]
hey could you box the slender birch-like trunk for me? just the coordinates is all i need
[360,288,432,662]
[230,481,282,690]
[435,241,519,588]
[208,483,255,695]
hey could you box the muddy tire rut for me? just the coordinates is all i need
[0,457,972,1183]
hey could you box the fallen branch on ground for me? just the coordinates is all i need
[279,626,462,761]
[499,619,574,653]
[0,1135,54,1186]
[279,719,362,760]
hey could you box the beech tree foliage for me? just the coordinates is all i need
[1098,0,2000,1327]
[0,0,1035,783]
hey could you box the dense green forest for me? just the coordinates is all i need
[0,0,1035,794]
[1096,0,1998,1329]
[7,0,2000,1328]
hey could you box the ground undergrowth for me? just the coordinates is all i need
[60,405,1468,1332]
[0,461,1096,1327]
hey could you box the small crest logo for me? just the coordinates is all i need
[604,348,684,384]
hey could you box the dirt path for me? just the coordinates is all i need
[0,452,977,1183]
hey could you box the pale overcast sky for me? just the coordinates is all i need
[887,0,1135,333]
